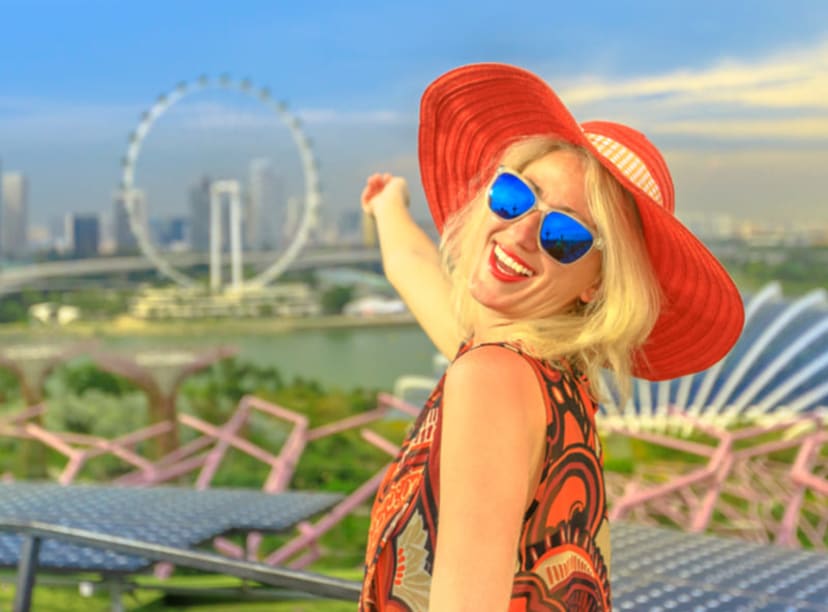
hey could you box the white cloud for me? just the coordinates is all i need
[172,101,283,130]
[653,117,828,140]
[140,101,406,130]
[557,39,828,141]
[0,96,407,143]
[299,109,406,125]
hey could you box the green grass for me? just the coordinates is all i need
[0,568,364,611]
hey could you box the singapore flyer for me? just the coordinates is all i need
[119,74,321,291]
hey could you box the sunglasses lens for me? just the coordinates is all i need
[540,212,595,263]
[488,173,535,220]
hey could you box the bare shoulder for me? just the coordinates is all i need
[447,344,537,389]
[444,344,544,419]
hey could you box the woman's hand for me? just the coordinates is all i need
[359,171,463,359]
[361,173,409,217]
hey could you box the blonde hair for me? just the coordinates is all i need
[440,136,662,402]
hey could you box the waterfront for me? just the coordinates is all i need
[0,317,438,391]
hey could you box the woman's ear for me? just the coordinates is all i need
[579,283,599,304]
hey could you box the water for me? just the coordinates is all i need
[2,324,439,392]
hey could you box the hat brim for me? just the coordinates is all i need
[418,63,744,381]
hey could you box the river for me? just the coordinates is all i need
[0,321,439,392]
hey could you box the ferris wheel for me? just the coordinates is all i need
[119,74,321,290]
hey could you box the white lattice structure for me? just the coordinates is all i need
[599,282,828,433]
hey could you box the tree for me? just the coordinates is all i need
[320,285,355,315]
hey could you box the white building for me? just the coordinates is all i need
[343,296,407,317]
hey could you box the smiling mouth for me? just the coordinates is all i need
[490,243,535,280]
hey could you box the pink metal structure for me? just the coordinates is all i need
[782,429,828,547]
[606,411,828,550]
[0,405,48,479]
[100,391,419,568]
[0,403,176,485]
[114,394,309,491]
[261,393,419,568]
[0,405,47,432]
[0,342,96,476]
[90,346,236,457]
[32,422,176,485]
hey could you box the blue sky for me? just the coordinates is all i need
[1,0,827,231]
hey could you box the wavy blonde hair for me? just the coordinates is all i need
[440,136,662,402]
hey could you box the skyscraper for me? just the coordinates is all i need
[152,216,188,249]
[188,176,211,252]
[1,172,28,259]
[68,214,100,258]
[113,188,147,253]
[247,158,282,250]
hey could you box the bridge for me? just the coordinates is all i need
[0,247,383,295]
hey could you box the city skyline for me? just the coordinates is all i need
[1,1,827,232]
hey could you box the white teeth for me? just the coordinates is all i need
[494,244,533,277]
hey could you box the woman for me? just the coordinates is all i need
[358,64,744,611]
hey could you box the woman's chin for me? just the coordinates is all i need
[469,285,520,319]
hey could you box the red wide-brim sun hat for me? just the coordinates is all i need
[418,63,745,381]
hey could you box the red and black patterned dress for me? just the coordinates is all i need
[360,342,612,611]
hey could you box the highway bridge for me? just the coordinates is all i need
[0,247,383,295]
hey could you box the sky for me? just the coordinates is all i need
[1,0,827,233]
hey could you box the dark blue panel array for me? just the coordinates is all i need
[4,482,828,608]
[611,522,828,610]
[0,482,342,573]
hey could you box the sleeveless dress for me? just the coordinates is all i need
[360,342,612,611]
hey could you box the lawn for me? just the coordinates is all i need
[0,568,364,611]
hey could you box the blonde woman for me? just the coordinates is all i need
[358,64,744,612]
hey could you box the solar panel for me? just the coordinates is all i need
[0,482,342,573]
[3,483,827,608]
[611,522,828,610]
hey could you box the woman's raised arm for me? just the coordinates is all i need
[361,173,464,359]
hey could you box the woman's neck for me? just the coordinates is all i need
[470,307,520,345]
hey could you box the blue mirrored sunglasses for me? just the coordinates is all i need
[488,169,603,264]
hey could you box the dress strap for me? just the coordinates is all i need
[456,340,584,382]
[454,340,524,361]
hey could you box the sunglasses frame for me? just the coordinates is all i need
[488,167,604,265]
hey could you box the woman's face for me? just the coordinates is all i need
[468,150,603,323]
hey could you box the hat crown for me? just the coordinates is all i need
[581,121,675,216]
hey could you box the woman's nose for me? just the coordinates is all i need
[507,211,541,251]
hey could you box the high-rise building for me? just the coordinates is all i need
[151,216,189,249]
[113,188,147,253]
[68,214,100,259]
[189,176,211,252]
[247,158,283,250]
[166,217,188,246]
[1,172,28,259]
